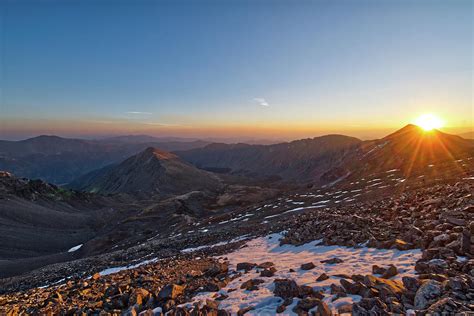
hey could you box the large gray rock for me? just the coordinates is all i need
[273,279,300,299]
[414,280,442,310]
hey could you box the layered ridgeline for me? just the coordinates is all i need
[178,125,474,185]
[69,147,223,195]
[0,135,209,184]
[322,124,474,183]
[176,135,362,182]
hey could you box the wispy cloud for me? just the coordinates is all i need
[125,111,153,115]
[253,98,269,107]
[144,122,188,128]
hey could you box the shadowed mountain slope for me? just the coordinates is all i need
[69,147,223,195]
[322,124,474,183]
[0,135,210,184]
[176,135,362,182]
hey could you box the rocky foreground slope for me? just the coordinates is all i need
[0,178,472,315]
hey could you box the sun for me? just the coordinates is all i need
[414,113,444,131]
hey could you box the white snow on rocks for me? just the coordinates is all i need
[185,233,421,315]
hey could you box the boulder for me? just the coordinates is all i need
[340,279,363,295]
[293,297,319,313]
[236,262,256,272]
[237,306,254,315]
[301,262,316,270]
[381,265,398,279]
[402,276,420,292]
[372,265,386,275]
[316,273,329,282]
[414,280,442,310]
[314,301,332,316]
[158,284,185,300]
[260,267,276,277]
[256,262,274,269]
[273,279,300,299]
[446,217,466,226]
[321,258,343,264]
[240,279,264,291]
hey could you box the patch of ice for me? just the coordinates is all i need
[185,233,421,315]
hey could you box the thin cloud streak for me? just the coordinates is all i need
[126,111,153,115]
[253,98,269,107]
[144,122,189,128]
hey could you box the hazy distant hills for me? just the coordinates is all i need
[69,147,223,195]
[176,135,362,182]
[2,127,472,187]
[178,125,474,185]
[0,135,210,184]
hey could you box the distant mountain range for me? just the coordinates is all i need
[176,134,362,182]
[0,135,210,184]
[1,126,472,187]
[177,125,474,185]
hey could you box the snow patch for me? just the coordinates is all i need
[98,257,160,276]
[185,233,421,315]
[67,244,83,252]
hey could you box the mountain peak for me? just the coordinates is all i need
[70,146,222,195]
[142,147,178,160]
[384,124,431,140]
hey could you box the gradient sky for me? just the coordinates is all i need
[0,0,472,140]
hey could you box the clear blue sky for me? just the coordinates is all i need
[0,0,472,140]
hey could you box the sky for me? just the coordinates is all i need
[0,0,472,141]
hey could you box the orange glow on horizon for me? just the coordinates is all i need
[0,116,471,141]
